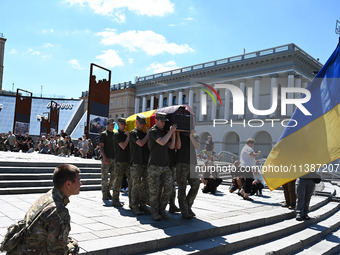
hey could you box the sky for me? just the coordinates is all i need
[1,0,340,99]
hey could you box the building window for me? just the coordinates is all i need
[183,95,187,104]
[193,93,196,102]
[110,100,113,107]
[147,100,151,108]
[121,113,124,117]
[116,99,119,106]
[163,97,168,106]
[173,96,177,105]
[115,114,118,118]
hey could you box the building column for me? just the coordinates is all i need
[199,89,205,122]
[224,87,230,119]
[302,80,308,89]
[188,88,194,108]
[253,77,261,118]
[270,74,278,117]
[168,91,173,106]
[134,97,140,113]
[287,72,295,116]
[159,93,163,109]
[150,94,154,110]
[178,89,183,105]
[211,86,216,121]
[238,80,245,119]
[142,96,147,112]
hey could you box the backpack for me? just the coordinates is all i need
[0,201,53,252]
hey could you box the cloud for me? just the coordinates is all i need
[146,60,179,73]
[96,49,124,68]
[128,58,134,64]
[69,59,83,70]
[43,43,54,48]
[96,29,194,55]
[185,17,194,21]
[65,0,174,19]
[9,49,18,54]
[27,48,41,55]
[42,29,55,34]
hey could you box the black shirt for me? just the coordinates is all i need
[113,129,130,163]
[176,133,199,165]
[99,130,114,159]
[206,140,214,151]
[129,128,150,165]
[149,125,170,167]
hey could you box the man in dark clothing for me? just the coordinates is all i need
[99,118,115,200]
[129,114,150,215]
[112,117,130,207]
[175,130,201,218]
[148,112,176,221]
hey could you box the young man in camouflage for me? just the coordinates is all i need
[129,114,150,215]
[8,164,81,254]
[112,117,130,207]
[99,118,115,200]
[148,112,177,221]
[175,130,200,219]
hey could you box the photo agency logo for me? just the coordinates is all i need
[199,82,312,128]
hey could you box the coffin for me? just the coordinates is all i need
[126,105,195,132]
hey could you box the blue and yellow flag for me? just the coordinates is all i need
[263,41,340,190]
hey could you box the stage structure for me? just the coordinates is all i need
[85,63,111,144]
[49,100,60,137]
[13,89,32,135]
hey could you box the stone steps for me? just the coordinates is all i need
[76,185,335,255]
[295,227,340,255]
[142,201,340,255]
[0,161,102,194]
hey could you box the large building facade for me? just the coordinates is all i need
[133,44,322,158]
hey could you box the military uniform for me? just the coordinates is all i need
[129,118,150,214]
[176,132,200,218]
[9,188,78,255]
[148,115,173,220]
[99,126,115,200]
[112,118,130,207]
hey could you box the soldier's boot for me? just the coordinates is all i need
[107,190,113,200]
[112,200,123,207]
[139,204,151,214]
[188,207,196,217]
[131,206,143,215]
[159,210,170,220]
[181,210,193,219]
[151,211,161,221]
[169,203,180,213]
[102,192,109,200]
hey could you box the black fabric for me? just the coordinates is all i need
[176,132,198,165]
[99,130,114,158]
[129,128,149,165]
[148,125,169,167]
[113,129,130,163]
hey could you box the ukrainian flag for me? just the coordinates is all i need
[263,41,340,190]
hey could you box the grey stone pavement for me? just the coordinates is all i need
[0,152,328,254]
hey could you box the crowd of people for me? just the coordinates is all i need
[0,129,101,159]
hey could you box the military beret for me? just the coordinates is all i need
[155,112,168,121]
[117,117,126,124]
[136,114,147,124]
[107,118,115,125]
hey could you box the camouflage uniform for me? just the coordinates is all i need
[147,165,173,215]
[9,188,78,255]
[101,158,115,198]
[99,129,115,200]
[148,124,173,220]
[176,132,200,218]
[112,128,130,206]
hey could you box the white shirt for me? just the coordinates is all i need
[240,144,256,167]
